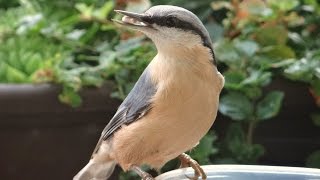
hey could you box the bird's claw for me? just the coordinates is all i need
[142,174,154,180]
[178,153,207,180]
[131,165,154,180]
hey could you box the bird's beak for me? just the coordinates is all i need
[113,10,151,29]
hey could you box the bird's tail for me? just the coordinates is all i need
[73,141,116,180]
[73,159,116,180]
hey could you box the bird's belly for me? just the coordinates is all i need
[112,82,220,170]
[149,89,219,165]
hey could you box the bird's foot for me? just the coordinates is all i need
[130,165,154,180]
[178,153,207,180]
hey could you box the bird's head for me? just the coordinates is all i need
[114,5,214,62]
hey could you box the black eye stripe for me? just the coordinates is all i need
[165,16,176,27]
[142,15,216,65]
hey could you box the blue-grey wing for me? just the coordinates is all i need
[102,67,156,140]
[92,67,156,155]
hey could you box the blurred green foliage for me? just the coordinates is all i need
[212,0,320,167]
[0,0,154,107]
[1,0,320,178]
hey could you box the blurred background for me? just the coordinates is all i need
[0,0,319,179]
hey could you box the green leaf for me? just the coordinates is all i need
[189,132,218,164]
[56,70,82,91]
[58,87,82,107]
[255,25,288,46]
[284,59,314,82]
[16,14,43,34]
[205,22,224,41]
[215,40,240,66]
[115,37,145,54]
[244,0,273,18]
[75,3,93,18]
[242,86,263,100]
[234,40,259,57]
[223,71,246,90]
[315,67,320,80]
[80,23,100,43]
[7,51,24,72]
[269,59,296,68]
[219,92,254,121]
[225,123,265,163]
[306,150,320,168]
[225,123,245,153]
[25,54,42,74]
[6,65,28,83]
[241,70,272,87]
[268,0,299,11]
[81,73,104,87]
[256,91,284,120]
[260,45,296,60]
[93,1,114,19]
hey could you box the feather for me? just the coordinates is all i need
[92,66,157,155]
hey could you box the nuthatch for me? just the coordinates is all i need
[74,5,224,180]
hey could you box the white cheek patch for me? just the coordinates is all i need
[154,27,202,44]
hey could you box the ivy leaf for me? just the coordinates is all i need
[219,92,254,121]
[256,91,284,120]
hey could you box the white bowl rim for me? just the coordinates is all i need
[155,165,320,180]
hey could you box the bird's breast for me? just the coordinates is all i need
[143,54,224,159]
[111,49,224,169]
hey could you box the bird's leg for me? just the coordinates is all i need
[130,165,154,180]
[178,153,207,180]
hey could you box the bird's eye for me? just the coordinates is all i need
[165,17,176,27]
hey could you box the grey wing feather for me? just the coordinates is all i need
[92,67,156,155]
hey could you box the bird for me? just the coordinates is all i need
[74,5,224,180]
